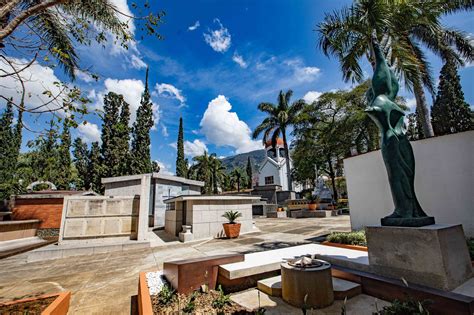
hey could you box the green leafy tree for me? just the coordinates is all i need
[431,58,473,135]
[245,157,253,189]
[175,116,188,178]
[0,99,19,199]
[89,142,102,193]
[131,68,154,174]
[189,151,212,194]
[209,154,226,194]
[317,0,474,138]
[72,137,90,190]
[252,90,305,191]
[56,121,72,189]
[230,167,247,193]
[100,92,131,177]
[28,120,60,183]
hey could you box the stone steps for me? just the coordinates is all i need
[0,236,53,259]
[257,275,361,300]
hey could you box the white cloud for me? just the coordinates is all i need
[406,97,417,112]
[130,54,147,69]
[285,58,321,82]
[77,122,101,143]
[154,160,173,175]
[0,57,66,113]
[188,21,200,31]
[91,78,160,128]
[232,52,248,68]
[203,19,231,53]
[200,95,262,154]
[184,139,208,157]
[75,69,95,83]
[155,83,186,105]
[109,0,135,34]
[303,91,322,104]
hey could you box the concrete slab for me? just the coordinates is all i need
[27,240,150,262]
[452,277,474,298]
[257,275,361,300]
[219,243,369,280]
[0,237,45,252]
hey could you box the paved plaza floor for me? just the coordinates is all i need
[0,215,350,314]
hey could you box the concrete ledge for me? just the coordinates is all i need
[27,240,150,262]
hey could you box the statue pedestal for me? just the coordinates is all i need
[366,224,472,291]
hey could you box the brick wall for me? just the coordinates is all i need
[12,198,64,229]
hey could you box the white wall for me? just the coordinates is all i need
[344,131,474,237]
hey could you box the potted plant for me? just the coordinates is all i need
[306,194,320,211]
[222,210,242,238]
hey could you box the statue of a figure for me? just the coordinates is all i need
[365,36,435,227]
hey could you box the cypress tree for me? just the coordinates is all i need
[431,59,472,135]
[72,138,90,190]
[89,141,102,193]
[246,157,252,188]
[0,99,16,199]
[131,68,154,174]
[175,116,187,177]
[116,96,131,175]
[30,120,60,183]
[56,121,72,189]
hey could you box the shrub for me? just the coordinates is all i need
[222,210,242,224]
[181,292,196,314]
[212,285,231,310]
[326,230,366,246]
[373,298,431,315]
[157,284,175,305]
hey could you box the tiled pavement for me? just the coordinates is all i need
[0,215,350,314]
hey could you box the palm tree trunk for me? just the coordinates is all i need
[281,128,293,191]
[413,79,434,138]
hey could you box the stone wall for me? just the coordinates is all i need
[12,197,63,229]
[344,131,474,237]
[59,196,140,243]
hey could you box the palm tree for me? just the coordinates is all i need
[317,0,474,138]
[209,154,226,194]
[189,151,212,194]
[252,90,305,191]
[229,168,247,193]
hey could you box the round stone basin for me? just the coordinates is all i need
[281,258,334,309]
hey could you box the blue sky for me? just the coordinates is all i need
[2,0,473,175]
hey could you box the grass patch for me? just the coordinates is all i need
[326,230,366,246]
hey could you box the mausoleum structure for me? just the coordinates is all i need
[164,195,260,242]
[102,173,204,228]
[257,138,291,191]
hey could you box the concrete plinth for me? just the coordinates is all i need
[366,224,472,291]
[281,260,334,309]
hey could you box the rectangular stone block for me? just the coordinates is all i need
[85,218,102,236]
[106,200,122,215]
[366,224,472,291]
[67,200,87,217]
[64,220,84,238]
[88,201,104,216]
[104,218,121,235]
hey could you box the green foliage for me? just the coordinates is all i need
[245,157,253,189]
[253,90,305,191]
[175,117,188,178]
[130,68,154,174]
[181,292,196,314]
[317,0,474,138]
[211,285,231,310]
[56,121,72,190]
[229,167,247,192]
[157,284,175,305]
[89,142,103,193]
[0,99,22,199]
[373,298,431,315]
[327,231,367,246]
[222,210,242,224]
[72,138,90,190]
[101,92,131,178]
[305,193,320,204]
[467,238,474,260]
[431,58,473,136]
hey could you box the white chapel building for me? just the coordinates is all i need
[257,138,291,191]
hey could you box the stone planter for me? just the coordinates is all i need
[0,291,71,315]
[223,223,241,238]
[321,241,368,252]
[138,272,153,315]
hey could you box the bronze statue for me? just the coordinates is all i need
[365,36,435,227]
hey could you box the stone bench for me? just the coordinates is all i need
[218,244,370,292]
